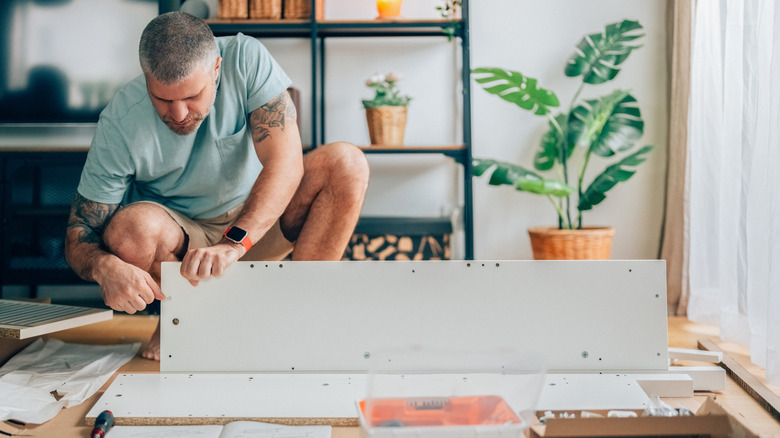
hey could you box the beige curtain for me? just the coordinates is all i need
[660,0,692,316]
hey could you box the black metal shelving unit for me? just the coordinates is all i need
[176,1,475,259]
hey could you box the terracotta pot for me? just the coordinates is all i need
[527,226,615,260]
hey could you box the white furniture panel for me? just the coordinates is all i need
[88,372,686,424]
[160,260,668,373]
[0,299,112,339]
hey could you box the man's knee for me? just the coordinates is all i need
[314,141,369,190]
[103,203,180,262]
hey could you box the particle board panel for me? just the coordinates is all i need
[668,347,723,363]
[0,299,113,339]
[88,372,679,425]
[667,366,726,391]
[87,372,543,426]
[537,374,662,411]
[160,260,668,373]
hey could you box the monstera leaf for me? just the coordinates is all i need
[534,113,574,171]
[578,145,653,211]
[473,159,574,197]
[472,68,560,116]
[565,19,644,85]
[568,89,644,157]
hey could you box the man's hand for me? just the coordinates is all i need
[95,258,165,314]
[179,243,244,286]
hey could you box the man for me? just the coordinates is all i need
[65,12,369,360]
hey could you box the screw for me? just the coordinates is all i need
[172,318,179,325]
[581,351,589,359]
[363,352,371,359]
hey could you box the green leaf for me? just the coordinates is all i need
[534,113,573,171]
[565,19,644,85]
[568,90,644,157]
[472,159,497,177]
[516,178,576,198]
[578,145,653,211]
[473,158,574,197]
[473,67,560,116]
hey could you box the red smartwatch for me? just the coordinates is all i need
[223,226,252,252]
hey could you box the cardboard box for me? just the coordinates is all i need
[0,337,39,366]
[528,404,732,438]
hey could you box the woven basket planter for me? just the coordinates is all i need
[218,0,248,18]
[365,106,407,146]
[527,226,615,260]
[284,0,324,19]
[250,0,282,18]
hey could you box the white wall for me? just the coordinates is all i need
[268,0,669,260]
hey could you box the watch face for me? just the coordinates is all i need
[225,226,248,243]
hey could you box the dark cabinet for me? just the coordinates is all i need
[0,150,90,293]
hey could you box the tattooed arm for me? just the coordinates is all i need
[180,90,303,284]
[239,89,304,234]
[65,193,164,313]
[65,193,120,282]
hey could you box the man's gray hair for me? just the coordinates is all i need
[139,12,218,83]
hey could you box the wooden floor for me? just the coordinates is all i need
[5,315,780,437]
[666,317,780,437]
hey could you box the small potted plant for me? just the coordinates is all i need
[472,19,653,260]
[363,72,411,146]
[436,0,461,41]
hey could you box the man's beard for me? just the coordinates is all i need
[161,111,208,136]
[160,85,216,136]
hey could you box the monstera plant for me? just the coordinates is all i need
[473,19,653,244]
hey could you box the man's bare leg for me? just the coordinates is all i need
[102,203,187,360]
[280,142,369,259]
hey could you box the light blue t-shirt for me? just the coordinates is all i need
[78,34,292,219]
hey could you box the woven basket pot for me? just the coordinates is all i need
[250,0,282,18]
[527,226,615,260]
[365,106,407,146]
[218,0,248,18]
[284,0,324,19]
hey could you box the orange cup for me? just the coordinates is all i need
[376,0,402,18]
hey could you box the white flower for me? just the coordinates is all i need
[366,73,385,86]
[385,72,402,83]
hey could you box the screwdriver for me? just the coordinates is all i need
[91,410,115,438]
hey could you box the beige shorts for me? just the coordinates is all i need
[133,201,294,261]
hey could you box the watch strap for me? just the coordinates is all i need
[224,227,253,252]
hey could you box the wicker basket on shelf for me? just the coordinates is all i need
[527,226,614,260]
[284,0,324,19]
[250,0,282,18]
[218,0,248,18]
[365,106,407,146]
